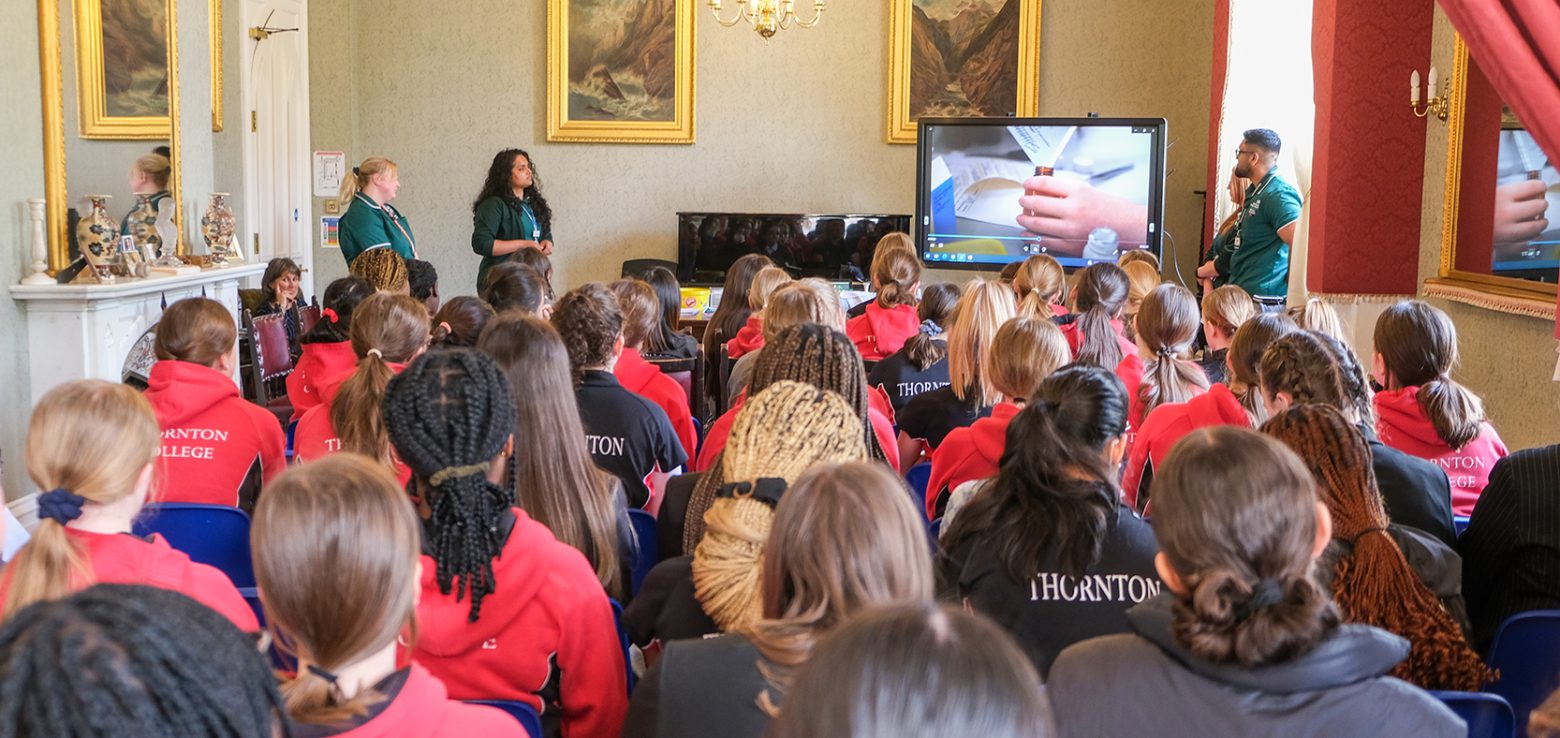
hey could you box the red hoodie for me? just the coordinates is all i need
[1122,383,1249,510]
[925,402,1020,519]
[1374,386,1508,516]
[614,348,698,459]
[143,361,286,508]
[0,528,257,631]
[285,340,357,422]
[326,664,523,738]
[725,315,764,359]
[413,508,627,738]
[847,303,921,361]
[293,364,412,487]
[695,389,900,472]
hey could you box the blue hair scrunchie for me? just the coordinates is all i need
[37,488,86,525]
[1235,578,1286,621]
[918,319,944,337]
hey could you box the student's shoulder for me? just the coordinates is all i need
[1353,676,1466,737]
[1049,633,1166,699]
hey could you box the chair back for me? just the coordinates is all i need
[298,304,322,336]
[927,517,943,553]
[610,598,636,695]
[251,313,293,381]
[627,509,659,595]
[1455,515,1471,537]
[1486,610,1560,735]
[905,462,932,518]
[621,258,677,279]
[716,346,734,416]
[464,700,543,738]
[1430,691,1515,738]
[651,353,705,422]
[131,503,255,588]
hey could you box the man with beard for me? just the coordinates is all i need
[1198,128,1301,310]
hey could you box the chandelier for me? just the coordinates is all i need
[708,0,825,39]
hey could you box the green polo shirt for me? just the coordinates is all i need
[472,195,552,290]
[339,194,416,265]
[1218,171,1301,298]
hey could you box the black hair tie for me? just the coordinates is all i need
[306,664,339,684]
[1235,578,1285,621]
[1349,527,1389,546]
[716,478,788,508]
[352,166,362,177]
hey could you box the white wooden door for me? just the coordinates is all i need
[240,0,313,296]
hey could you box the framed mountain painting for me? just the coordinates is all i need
[886,0,1042,144]
[546,0,696,144]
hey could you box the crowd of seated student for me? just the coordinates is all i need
[720,266,794,407]
[867,281,958,413]
[700,253,771,403]
[8,233,1560,738]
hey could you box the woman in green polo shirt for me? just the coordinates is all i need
[337,156,417,265]
[471,149,553,291]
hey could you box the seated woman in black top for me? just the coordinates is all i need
[625,381,868,648]
[625,460,932,738]
[252,257,307,357]
[1258,331,1458,547]
[1460,441,1560,652]
[868,281,959,414]
[552,283,686,509]
[896,279,1015,471]
[638,266,700,360]
[936,364,1159,679]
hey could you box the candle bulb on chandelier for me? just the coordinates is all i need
[1411,69,1420,105]
[1427,65,1437,94]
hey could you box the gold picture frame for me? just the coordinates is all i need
[74,0,173,139]
[886,0,1043,145]
[210,0,222,132]
[1426,35,1557,316]
[545,0,695,144]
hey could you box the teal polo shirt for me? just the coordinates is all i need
[471,195,552,290]
[339,194,417,265]
[1217,171,1302,298]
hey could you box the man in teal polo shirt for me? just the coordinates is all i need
[1199,128,1301,307]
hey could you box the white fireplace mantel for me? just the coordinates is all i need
[10,263,265,404]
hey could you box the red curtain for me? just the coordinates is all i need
[1437,0,1560,335]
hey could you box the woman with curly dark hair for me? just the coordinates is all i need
[471,149,554,290]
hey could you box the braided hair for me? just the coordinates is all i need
[1258,331,1376,426]
[0,583,287,738]
[1261,405,1492,690]
[684,323,887,553]
[383,349,516,623]
[348,248,409,293]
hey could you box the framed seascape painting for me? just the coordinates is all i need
[886,0,1042,144]
[546,0,696,144]
[76,0,173,139]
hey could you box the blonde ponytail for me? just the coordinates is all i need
[7,381,159,619]
[339,157,396,204]
[331,294,430,467]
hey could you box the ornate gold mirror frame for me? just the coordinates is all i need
[37,0,183,274]
[1427,35,1557,318]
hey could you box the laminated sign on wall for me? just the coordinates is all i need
[313,151,346,198]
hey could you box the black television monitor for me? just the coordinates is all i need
[915,117,1168,270]
[677,212,912,284]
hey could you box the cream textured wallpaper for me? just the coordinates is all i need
[309,0,1213,293]
[1413,9,1558,451]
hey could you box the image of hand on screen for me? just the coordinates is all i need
[1492,129,1560,266]
[1016,175,1150,256]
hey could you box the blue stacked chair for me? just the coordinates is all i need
[1430,691,1515,738]
[627,508,659,595]
[1485,610,1560,735]
[464,700,543,738]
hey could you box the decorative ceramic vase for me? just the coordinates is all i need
[126,194,162,255]
[75,195,118,264]
[201,192,237,263]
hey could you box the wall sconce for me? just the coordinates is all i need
[1411,67,1449,121]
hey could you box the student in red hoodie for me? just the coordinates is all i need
[896,280,1017,470]
[1061,263,1143,405]
[723,266,792,361]
[610,279,699,459]
[1123,313,1297,509]
[293,293,429,487]
[926,317,1071,519]
[846,242,922,361]
[252,454,522,738]
[1371,301,1508,515]
[723,278,850,412]
[143,297,285,511]
[1128,283,1210,432]
[1013,253,1070,319]
[0,380,256,630]
[384,349,627,737]
[288,276,374,422]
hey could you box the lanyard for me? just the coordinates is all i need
[519,200,541,241]
[1233,172,1277,249]
[358,194,417,258]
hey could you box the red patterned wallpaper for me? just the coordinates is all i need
[1308,0,1434,295]
[1202,0,1231,257]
